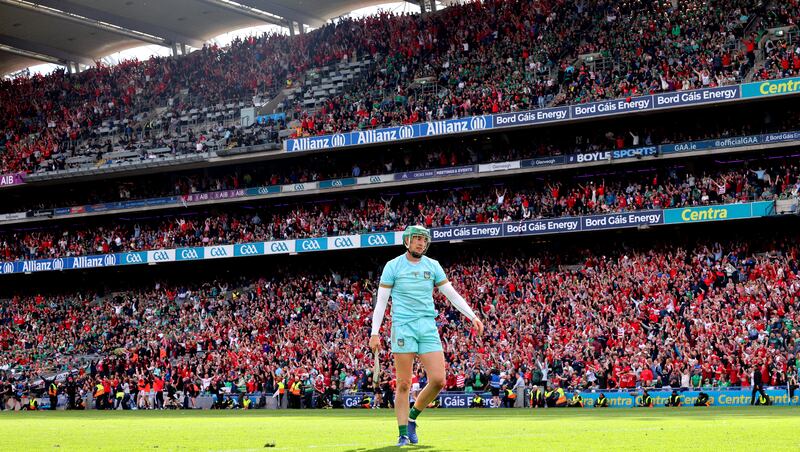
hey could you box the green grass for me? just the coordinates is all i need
[0,407,798,451]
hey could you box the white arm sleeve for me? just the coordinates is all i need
[370,286,391,336]
[438,282,477,321]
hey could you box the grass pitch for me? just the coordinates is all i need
[0,407,797,451]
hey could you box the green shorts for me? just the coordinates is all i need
[391,317,443,355]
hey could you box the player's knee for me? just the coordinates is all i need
[429,375,446,390]
[396,379,412,393]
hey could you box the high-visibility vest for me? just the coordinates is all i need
[277,382,285,394]
[94,384,104,397]
[506,389,516,399]
[556,388,567,404]
[48,383,57,396]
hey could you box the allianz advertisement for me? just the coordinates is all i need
[0,201,777,275]
[282,82,776,153]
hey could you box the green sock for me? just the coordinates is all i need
[409,406,422,421]
[399,425,408,437]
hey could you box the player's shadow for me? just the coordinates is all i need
[343,446,437,452]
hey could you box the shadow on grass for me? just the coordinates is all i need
[343,446,437,452]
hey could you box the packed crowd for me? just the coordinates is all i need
[1,157,798,263]
[1,232,798,408]
[1,0,798,175]
[7,101,800,214]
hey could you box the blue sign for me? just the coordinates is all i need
[245,186,281,196]
[233,243,264,256]
[286,133,350,152]
[117,252,147,266]
[351,125,417,146]
[360,232,395,248]
[568,146,658,163]
[653,86,739,108]
[582,210,663,230]
[296,238,327,252]
[430,224,504,242]
[319,178,357,189]
[494,107,570,128]
[571,95,653,118]
[175,247,204,261]
[418,115,493,137]
[396,165,477,181]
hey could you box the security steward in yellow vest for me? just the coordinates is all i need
[276,380,286,409]
[530,386,545,408]
[595,393,609,407]
[471,393,484,408]
[665,390,682,407]
[47,381,58,410]
[637,389,653,407]
[567,391,584,407]
[94,381,105,410]
[289,380,302,409]
[503,386,517,408]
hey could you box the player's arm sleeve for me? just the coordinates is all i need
[372,261,395,335]
[439,282,477,321]
[370,286,391,336]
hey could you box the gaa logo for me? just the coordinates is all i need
[125,253,143,264]
[367,235,389,246]
[238,244,259,255]
[209,247,227,257]
[369,176,382,183]
[270,242,290,253]
[470,116,487,130]
[300,240,322,251]
[257,187,272,195]
[52,258,64,271]
[2,262,13,274]
[333,237,354,248]
[180,249,199,259]
[153,251,170,261]
[331,179,343,187]
[398,125,414,140]
[294,184,305,191]
[332,134,346,147]
[104,254,117,266]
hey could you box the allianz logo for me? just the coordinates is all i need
[52,258,65,270]
[331,134,346,147]
[2,262,13,274]
[104,254,117,266]
[301,240,323,251]
[334,237,354,247]
[209,247,228,257]
[270,242,290,252]
[470,116,487,130]
[367,235,390,246]
[237,244,259,255]
[180,249,200,259]
[125,253,144,264]
[398,125,414,139]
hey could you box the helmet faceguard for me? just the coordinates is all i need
[402,225,431,258]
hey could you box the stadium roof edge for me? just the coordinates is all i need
[0,0,407,75]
